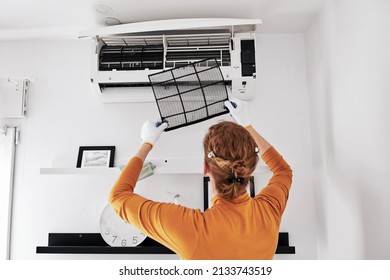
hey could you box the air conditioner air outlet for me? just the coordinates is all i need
[99,80,232,89]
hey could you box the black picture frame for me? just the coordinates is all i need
[203,176,255,211]
[76,146,115,168]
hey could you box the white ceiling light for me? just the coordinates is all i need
[95,4,113,14]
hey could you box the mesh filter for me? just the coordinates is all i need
[148,58,229,131]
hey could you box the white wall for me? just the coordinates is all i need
[256,34,317,259]
[305,0,390,259]
[0,33,317,259]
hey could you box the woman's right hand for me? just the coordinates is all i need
[224,98,252,128]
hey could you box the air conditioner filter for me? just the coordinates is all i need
[148,58,229,131]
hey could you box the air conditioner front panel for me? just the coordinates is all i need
[79,18,262,38]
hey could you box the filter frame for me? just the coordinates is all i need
[148,58,229,131]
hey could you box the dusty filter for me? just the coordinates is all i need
[148,58,230,131]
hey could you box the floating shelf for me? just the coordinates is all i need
[36,233,295,255]
[40,167,121,175]
[40,158,270,175]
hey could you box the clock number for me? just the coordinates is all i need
[132,237,138,244]
[104,228,110,235]
[121,239,127,247]
[112,235,117,243]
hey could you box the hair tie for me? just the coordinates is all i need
[228,170,245,185]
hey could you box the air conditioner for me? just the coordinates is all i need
[79,18,262,103]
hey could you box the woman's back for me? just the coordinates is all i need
[109,146,292,260]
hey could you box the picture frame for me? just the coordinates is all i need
[76,146,115,168]
[203,176,255,211]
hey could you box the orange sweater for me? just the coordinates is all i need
[109,146,292,259]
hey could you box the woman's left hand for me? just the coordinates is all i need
[140,120,168,148]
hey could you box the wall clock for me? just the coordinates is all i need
[99,162,157,247]
[99,204,147,247]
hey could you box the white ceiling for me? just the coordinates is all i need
[0,0,328,40]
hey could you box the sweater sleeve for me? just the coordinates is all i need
[108,157,200,258]
[255,147,293,221]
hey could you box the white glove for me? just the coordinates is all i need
[224,98,251,128]
[140,120,168,147]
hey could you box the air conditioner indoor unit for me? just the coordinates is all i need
[79,18,262,103]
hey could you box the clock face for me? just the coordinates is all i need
[100,204,147,247]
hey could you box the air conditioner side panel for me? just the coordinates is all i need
[228,32,257,100]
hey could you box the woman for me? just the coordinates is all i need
[109,99,292,259]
